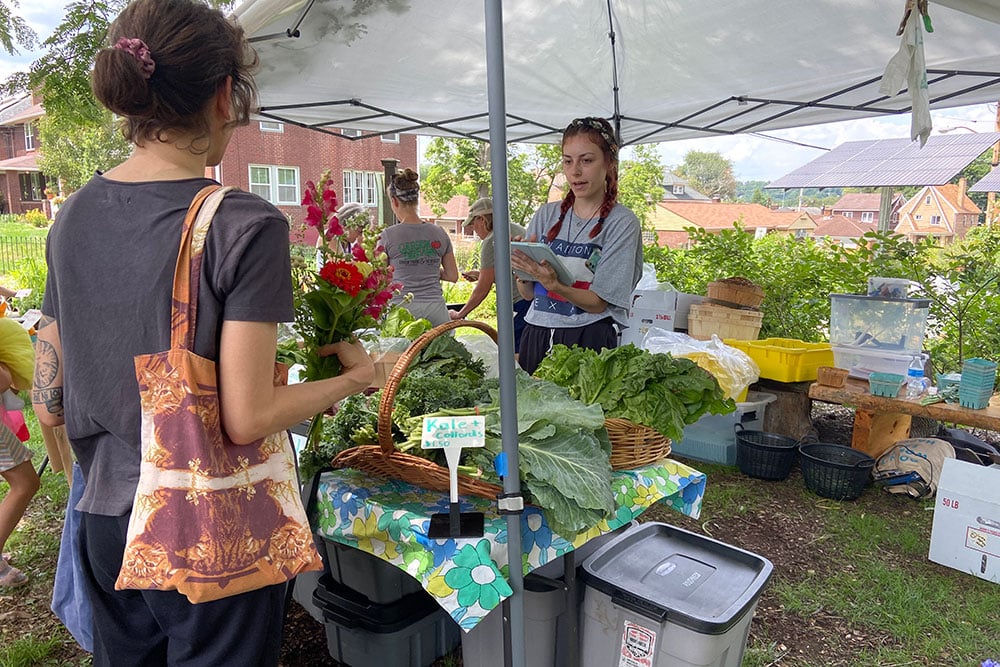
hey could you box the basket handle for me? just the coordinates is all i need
[377,319,499,453]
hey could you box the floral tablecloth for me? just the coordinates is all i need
[311,459,705,631]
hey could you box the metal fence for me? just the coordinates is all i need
[0,236,46,274]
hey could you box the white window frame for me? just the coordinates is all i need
[860,211,874,223]
[672,184,685,195]
[342,170,380,206]
[930,215,941,226]
[843,211,853,218]
[342,128,363,138]
[24,122,35,151]
[248,164,300,206]
[925,195,932,205]
[258,120,284,133]
[380,132,400,144]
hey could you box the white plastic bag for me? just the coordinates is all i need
[643,328,760,400]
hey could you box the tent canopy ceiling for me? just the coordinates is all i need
[234,0,1000,146]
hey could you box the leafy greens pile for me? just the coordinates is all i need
[534,344,734,443]
[300,334,489,480]
[401,370,615,536]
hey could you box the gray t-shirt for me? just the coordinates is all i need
[524,202,643,328]
[480,222,527,305]
[42,175,293,515]
[379,222,453,303]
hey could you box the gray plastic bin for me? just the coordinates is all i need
[580,521,773,667]
[323,537,423,604]
[461,573,567,667]
[313,573,460,666]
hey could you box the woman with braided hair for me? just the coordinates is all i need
[511,117,643,373]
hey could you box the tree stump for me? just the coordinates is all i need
[753,379,814,439]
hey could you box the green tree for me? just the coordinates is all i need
[675,150,737,200]
[421,138,561,227]
[617,144,665,228]
[37,110,130,191]
[0,0,36,55]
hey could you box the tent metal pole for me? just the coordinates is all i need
[484,2,526,667]
[878,186,893,233]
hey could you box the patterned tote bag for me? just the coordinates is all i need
[115,185,322,603]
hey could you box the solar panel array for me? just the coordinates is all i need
[969,167,1000,192]
[767,133,1000,189]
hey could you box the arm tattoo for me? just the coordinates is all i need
[35,314,56,330]
[32,387,64,418]
[34,340,60,387]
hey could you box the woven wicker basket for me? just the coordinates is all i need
[331,319,503,500]
[604,418,672,469]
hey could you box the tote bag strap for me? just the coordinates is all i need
[169,185,235,351]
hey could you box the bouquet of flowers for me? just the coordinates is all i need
[291,170,402,447]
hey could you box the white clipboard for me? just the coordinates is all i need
[510,242,574,285]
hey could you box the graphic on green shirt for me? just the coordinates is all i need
[399,239,442,261]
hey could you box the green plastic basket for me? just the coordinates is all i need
[868,372,904,398]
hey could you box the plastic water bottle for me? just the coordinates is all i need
[906,354,927,399]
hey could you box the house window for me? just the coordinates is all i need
[915,214,922,220]
[861,212,874,223]
[342,129,363,138]
[925,196,931,205]
[641,230,657,244]
[248,165,300,205]
[930,215,941,226]
[380,133,400,144]
[342,170,380,206]
[24,122,36,151]
[795,228,809,239]
[672,184,685,195]
[842,211,852,218]
[259,121,284,133]
[18,172,46,201]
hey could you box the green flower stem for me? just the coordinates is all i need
[306,410,327,458]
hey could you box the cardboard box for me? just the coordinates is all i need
[928,459,1000,584]
[621,289,677,347]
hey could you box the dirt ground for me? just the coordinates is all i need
[8,403,996,666]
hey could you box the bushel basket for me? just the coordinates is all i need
[331,319,503,501]
[603,418,671,469]
[799,443,874,500]
[735,429,799,481]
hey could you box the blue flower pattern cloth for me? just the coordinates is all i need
[312,460,705,631]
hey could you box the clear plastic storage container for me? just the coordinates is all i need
[829,294,930,353]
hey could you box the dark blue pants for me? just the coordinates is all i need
[517,317,617,374]
[81,512,285,667]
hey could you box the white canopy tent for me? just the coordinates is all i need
[235,0,1000,145]
[231,2,1000,664]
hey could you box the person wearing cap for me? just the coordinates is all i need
[450,197,529,352]
[510,117,643,374]
[316,202,369,269]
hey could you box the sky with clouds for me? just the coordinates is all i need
[2,0,996,184]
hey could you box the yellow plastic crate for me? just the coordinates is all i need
[723,338,834,383]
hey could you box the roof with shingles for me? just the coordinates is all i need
[813,215,876,237]
[656,200,784,230]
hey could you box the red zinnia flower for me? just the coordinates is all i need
[319,261,365,296]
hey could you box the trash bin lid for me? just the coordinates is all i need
[580,522,773,635]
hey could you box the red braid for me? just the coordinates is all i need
[590,160,619,239]
[545,192,576,243]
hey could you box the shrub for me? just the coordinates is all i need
[23,209,50,228]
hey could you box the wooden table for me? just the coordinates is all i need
[808,378,1000,457]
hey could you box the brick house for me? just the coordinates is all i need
[214,121,418,245]
[893,178,981,244]
[0,93,48,216]
[0,95,418,236]
[812,214,876,248]
[830,192,905,228]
